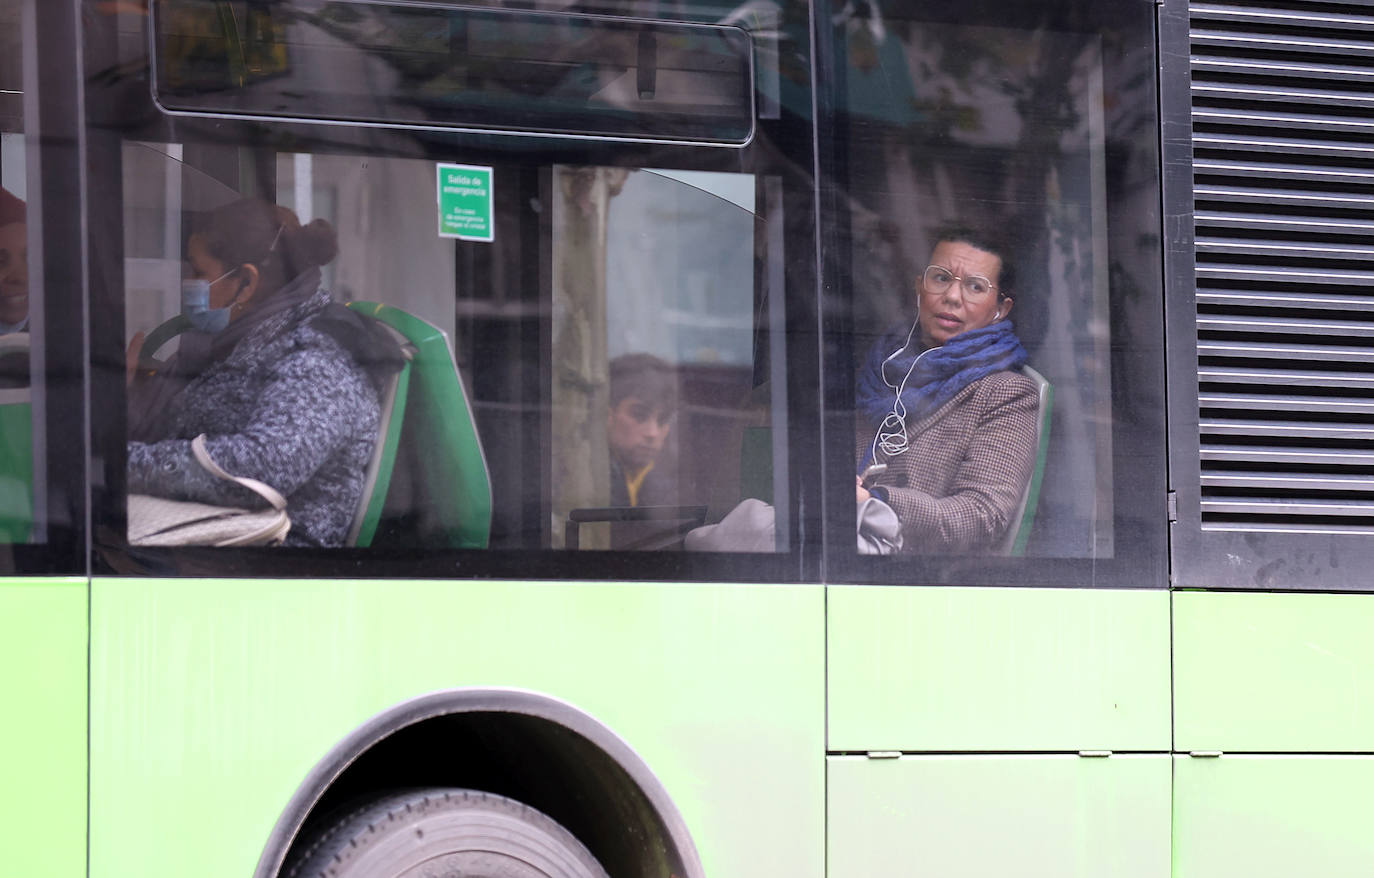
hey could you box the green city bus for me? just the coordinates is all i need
[4,0,1374,876]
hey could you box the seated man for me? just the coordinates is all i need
[607,353,678,508]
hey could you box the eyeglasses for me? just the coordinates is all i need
[922,265,998,301]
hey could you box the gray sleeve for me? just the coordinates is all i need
[127,347,376,508]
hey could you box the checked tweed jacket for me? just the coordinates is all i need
[856,369,1039,554]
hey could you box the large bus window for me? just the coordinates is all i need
[113,147,791,558]
[821,1,1165,587]
[90,0,815,577]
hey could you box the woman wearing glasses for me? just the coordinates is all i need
[854,227,1039,554]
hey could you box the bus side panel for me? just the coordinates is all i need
[828,587,1171,752]
[1173,755,1374,878]
[0,578,87,877]
[1175,591,1374,752]
[1173,592,1374,876]
[828,754,1170,878]
[89,578,823,878]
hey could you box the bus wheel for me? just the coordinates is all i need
[285,787,609,878]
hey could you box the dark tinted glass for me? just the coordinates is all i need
[153,0,755,143]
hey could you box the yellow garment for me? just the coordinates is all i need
[623,461,655,507]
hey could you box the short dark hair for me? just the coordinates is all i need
[609,353,678,412]
[931,223,1018,299]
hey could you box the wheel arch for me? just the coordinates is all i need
[254,688,704,878]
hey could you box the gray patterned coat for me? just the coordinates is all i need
[857,369,1038,554]
[128,287,380,547]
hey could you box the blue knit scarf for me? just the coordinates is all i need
[856,318,1028,464]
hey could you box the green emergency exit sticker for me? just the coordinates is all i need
[437,163,494,242]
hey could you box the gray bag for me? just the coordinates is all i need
[857,497,902,555]
[127,434,291,546]
[684,498,776,552]
[683,496,904,555]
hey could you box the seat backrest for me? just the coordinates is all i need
[347,302,492,549]
[996,364,1053,556]
[0,332,33,542]
[344,326,413,547]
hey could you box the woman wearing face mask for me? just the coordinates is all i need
[854,226,1039,554]
[127,198,401,547]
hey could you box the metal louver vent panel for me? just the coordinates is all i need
[1191,0,1374,533]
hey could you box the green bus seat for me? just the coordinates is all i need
[343,326,413,548]
[347,302,492,549]
[996,364,1053,557]
[0,332,33,543]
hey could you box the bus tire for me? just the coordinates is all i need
[285,787,610,878]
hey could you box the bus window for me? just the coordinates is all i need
[115,147,790,557]
[92,0,814,576]
[822,1,1166,587]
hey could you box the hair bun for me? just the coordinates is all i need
[295,217,338,268]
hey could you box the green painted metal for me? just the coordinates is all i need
[827,586,1170,751]
[1174,755,1374,878]
[1175,591,1374,752]
[349,302,491,548]
[90,578,823,878]
[828,754,1170,878]
[0,578,87,878]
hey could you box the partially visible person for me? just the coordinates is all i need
[127,197,401,547]
[0,187,29,333]
[607,352,678,508]
[855,226,1039,554]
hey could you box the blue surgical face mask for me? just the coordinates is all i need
[180,268,238,334]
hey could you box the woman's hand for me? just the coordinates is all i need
[856,475,871,503]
